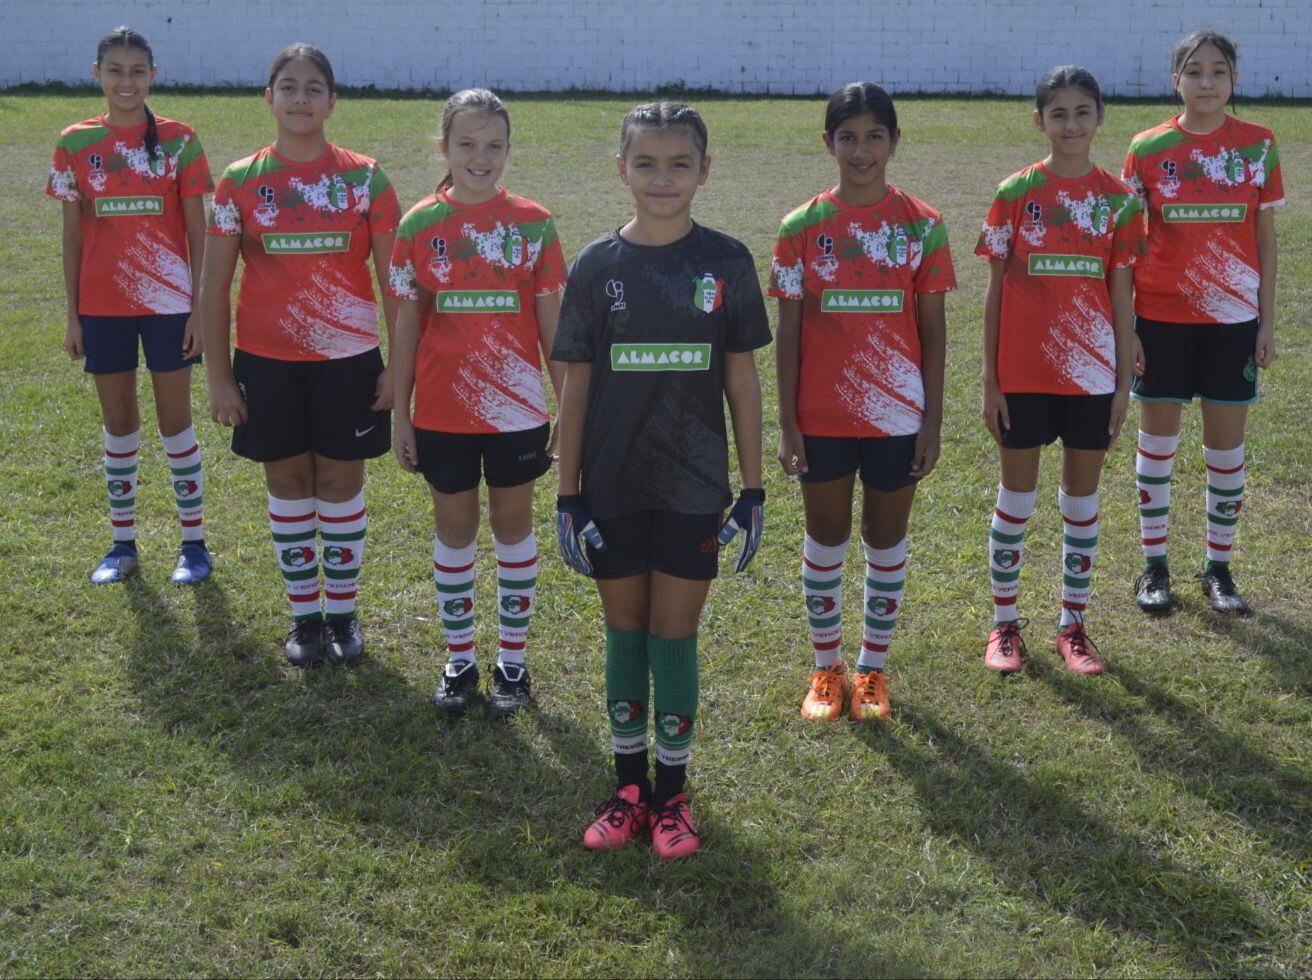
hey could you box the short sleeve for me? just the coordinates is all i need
[387,233,418,301]
[46,139,80,203]
[767,224,805,300]
[177,132,214,198]
[913,216,957,293]
[725,255,772,354]
[975,191,1015,260]
[367,166,402,234]
[207,173,243,237]
[1109,193,1146,269]
[551,254,598,362]
[1259,136,1285,208]
[534,218,567,296]
[1121,147,1146,206]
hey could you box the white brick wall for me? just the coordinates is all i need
[3,0,1307,97]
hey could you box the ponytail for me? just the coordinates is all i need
[438,169,454,194]
[142,102,160,161]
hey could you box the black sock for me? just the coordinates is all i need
[615,750,651,802]
[186,537,206,550]
[652,761,686,806]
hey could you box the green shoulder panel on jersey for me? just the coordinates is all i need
[397,198,460,240]
[1110,192,1143,227]
[223,152,287,187]
[514,216,558,246]
[918,216,950,254]
[994,166,1047,202]
[1238,138,1278,167]
[172,134,205,169]
[58,123,112,156]
[778,195,842,238]
[1128,125,1189,159]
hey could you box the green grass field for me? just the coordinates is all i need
[1,90,1309,977]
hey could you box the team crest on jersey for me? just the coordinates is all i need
[887,227,910,266]
[1065,553,1092,574]
[1243,357,1257,383]
[502,229,526,266]
[657,711,692,738]
[993,549,1020,569]
[87,152,107,192]
[806,595,836,616]
[501,595,531,615]
[443,597,474,617]
[281,546,315,568]
[107,479,132,498]
[606,279,626,312]
[322,546,355,566]
[867,596,898,617]
[1215,500,1243,517]
[692,273,724,313]
[609,699,643,725]
[174,479,199,497]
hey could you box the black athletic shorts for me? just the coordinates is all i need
[1131,316,1259,405]
[588,510,722,581]
[231,347,390,462]
[798,433,919,491]
[1000,393,1112,451]
[81,313,200,374]
[414,423,551,494]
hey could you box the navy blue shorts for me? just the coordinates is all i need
[80,313,200,375]
[798,433,919,491]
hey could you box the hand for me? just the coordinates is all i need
[1133,334,1146,377]
[209,374,248,427]
[63,316,85,360]
[777,423,808,478]
[182,311,203,360]
[371,364,395,411]
[717,488,765,573]
[1255,325,1277,369]
[394,415,418,473]
[910,424,941,479]
[982,379,1010,445]
[1108,386,1130,446]
[557,494,605,575]
[546,417,559,461]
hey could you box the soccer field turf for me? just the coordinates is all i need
[1,91,1309,976]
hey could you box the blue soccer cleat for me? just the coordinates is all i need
[170,541,213,585]
[90,542,140,585]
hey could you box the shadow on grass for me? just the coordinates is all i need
[123,578,924,976]
[1209,608,1312,699]
[858,702,1276,975]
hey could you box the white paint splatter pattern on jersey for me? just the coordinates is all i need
[771,257,803,299]
[389,259,418,301]
[278,268,379,359]
[1248,139,1273,188]
[835,331,924,436]
[1019,219,1046,249]
[849,220,924,270]
[1179,238,1260,322]
[116,136,185,180]
[1041,295,1116,394]
[464,222,542,270]
[211,200,242,235]
[448,332,548,432]
[980,220,1013,258]
[289,170,373,213]
[1057,191,1110,235]
[116,232,193,314]
[1190,146,1244,186]
[49,166,79,202]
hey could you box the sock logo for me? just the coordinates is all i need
[1065,553,1092,574]
[443,597,473,617]
[692,273,725,313]
[609,699,643,725]
[867,596,898,616]
[501,595,531,614]
[174,479,199,497]
[993,548,1020,569]
[281,546,315,567]
[107,479,133,497]
[322,545,355,566]
[806,595,837,615]
[657,711,692,737]
[1139,488,1152,505]
[1215,500,1243,517]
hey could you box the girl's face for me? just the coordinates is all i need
[265,58,335,136]
[440,110,509,198]
[93,46,156,117]
[823,111,898,188]
[1033,86,1102,158]
[1174,42,1236,115]
[616,126,710,221]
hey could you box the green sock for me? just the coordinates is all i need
[605,626,649,789]
[1145,555,1168,572]
[649,632,698,769]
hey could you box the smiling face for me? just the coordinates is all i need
[1034,85,1102,160]
[824,111,898,195]
[616,125,710,222]
[440,110,509,201]
[93,45,156,118]
[1174,41,1236,117]
[265,57,335,138]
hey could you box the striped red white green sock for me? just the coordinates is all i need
[104,428,139,544]
[860,538,906,672]
[1060,490,1099,629]
[494,532,537,667]
[434,537,476,662]
[269,495,319,621]
[318,492,365,620]
[1204,444,1245,566]
[990,485,1036,624]
[802,534,847,669]
[1136,430,1178,568]
[160,425,204,542]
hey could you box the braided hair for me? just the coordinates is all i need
[96,26,159,162]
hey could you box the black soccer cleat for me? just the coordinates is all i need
[488,662,532,718]
[284,617,325,668]
[1134,563,1172,614]
[324,616,364,666]
[434,659,480,715]
[1200,565,1251,616]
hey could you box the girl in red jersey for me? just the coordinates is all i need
[389,89,567,718]
[1122,30,1284,617]
[770,82,954,724]
[201,44,400,668]
[976,66,1145,676]
[48,27,213,586]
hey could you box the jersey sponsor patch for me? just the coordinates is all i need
[1162,203,1248,223]
[1027,254,1105,278]
[820,289,905,313]
[691,273,724,313]
[436,289,522,313]
[94,195,164,217]
[261,232,351,254]
[610,343,711,371]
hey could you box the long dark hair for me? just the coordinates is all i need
[824,82,898,137]
[1171,28,1239,111]
[96,26,158,160]
[437,88,511,193]
[1035,65,1103,116]
[267,42,337,96]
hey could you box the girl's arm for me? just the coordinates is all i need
[775,297,806,476]
[724,350,764,490]
[1108,265,1135,444]
[390,290,427,473]
[555,362,591,496]
[1255,207,1278,368]
[912,291,947,478]
[981,258,1008,443]
[199,233,247,426]
[181,196,206,358]
[60,202,84,359]
[535,291,565,456]
[371,231,399,410]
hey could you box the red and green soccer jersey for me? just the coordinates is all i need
[1122,115,1285,324]
[975,163,1145,396]
[387,187,566,434]
[208,143,400,362]
[768,187,956,437]
[46,114,212,317]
